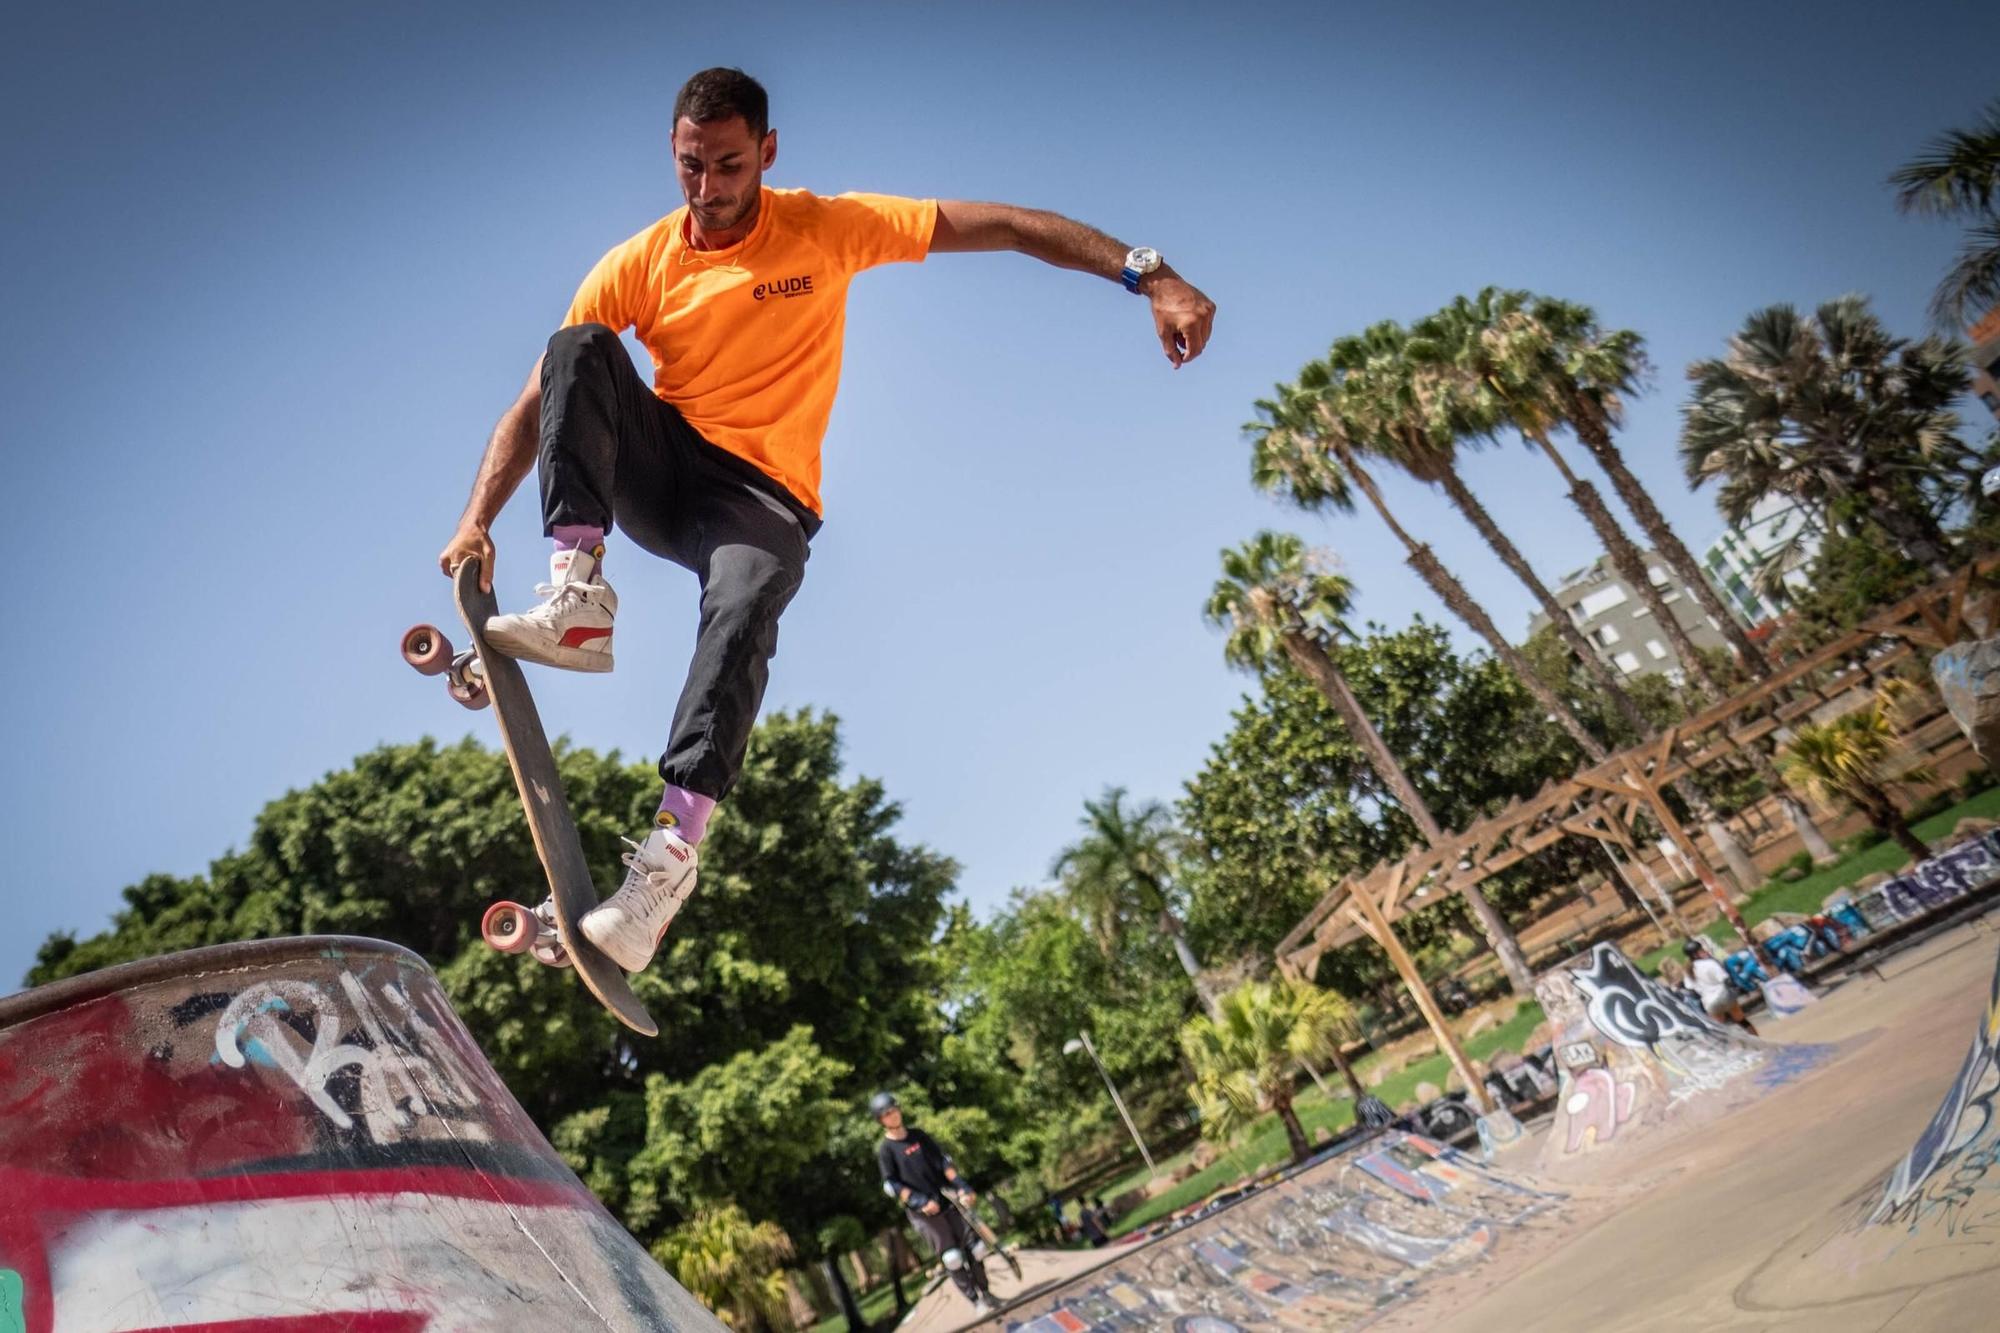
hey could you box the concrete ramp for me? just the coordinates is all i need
[0,936,721,1332]
[960,1132,1565,1331]
[1535,943,1836,1174]
[1737,937,2000,1310]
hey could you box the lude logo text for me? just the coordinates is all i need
[753,275,815,301]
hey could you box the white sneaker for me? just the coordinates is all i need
[580,822,698,972]
[485,545,617,672]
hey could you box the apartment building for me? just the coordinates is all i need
[1524,552,1731,684]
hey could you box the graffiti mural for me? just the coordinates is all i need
[1870,942,2000,1230]
[1571,945,1731,1050]
[1863,830,2000,925]
[1534,944,1837,1166]
[998,1133,1564,1331]
[0,936,717,1332]
[1561,1068,1639,1153]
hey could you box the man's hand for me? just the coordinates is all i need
[439,521,496,592]
[920,1200,942,1216]
[956,1188,977,1206]
[1146,270,1216,368]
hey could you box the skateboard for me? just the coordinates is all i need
[949,1189,1023,1281]
[400,558,658,1037]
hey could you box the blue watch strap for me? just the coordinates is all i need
[1120,267,1143,293]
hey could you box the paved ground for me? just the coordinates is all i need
[1395,914,2000,1332]
[899,1246,1114,1333]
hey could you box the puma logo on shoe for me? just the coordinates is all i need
[558,626,613,648]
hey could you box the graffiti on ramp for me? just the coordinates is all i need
[996,1133,1564,1331]
[1535,944,1836,1167]
[0,936,719,1333]
[1871,938,2000,1230]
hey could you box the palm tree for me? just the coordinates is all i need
[1052,787,1202,984]
[1892,97,2000,330]
[1248,341,1611,762]
[1423,290,1730,697]
[1204,532,1536,994]
[1519,292,1777,677]
[656,1204,798,1332]
[1779,683,1938,862]
[1432,291,1838,872]
[1682,297,1973,575]
[1182,976,1356,1164]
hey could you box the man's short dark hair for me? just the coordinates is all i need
[674,68,768,139]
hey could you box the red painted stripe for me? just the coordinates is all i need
[125,1316,430,1333]
[557,626,611,648]
[0,1161,587,1214]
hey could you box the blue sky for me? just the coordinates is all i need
[2,1,1993,990]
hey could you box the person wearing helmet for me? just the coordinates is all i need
[871,1092,995,1315]
[1684,939,1758,1035]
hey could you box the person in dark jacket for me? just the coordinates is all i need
[872,1092,994,1314]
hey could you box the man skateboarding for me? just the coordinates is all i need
[871,1092,996,1315]
[437,67,1216,975]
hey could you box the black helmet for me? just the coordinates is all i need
[1682,939,1707,958]
[868,1091,900,1118]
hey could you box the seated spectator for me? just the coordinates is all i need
[1685,939,1758,1036]
[1076,1200,1108,1247]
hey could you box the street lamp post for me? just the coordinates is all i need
[1062,1031,1157,1178]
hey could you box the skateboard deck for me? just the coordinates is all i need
[443,558,655,1036]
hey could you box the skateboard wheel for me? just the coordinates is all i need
[401,624,453,675]
[481,901,539,954]
[532,939,574,969]
[449,677,490,710]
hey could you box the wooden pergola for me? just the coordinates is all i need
[1273,561,1997,1113]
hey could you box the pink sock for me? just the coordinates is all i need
[552,524,606,552]
[657,785,717,844]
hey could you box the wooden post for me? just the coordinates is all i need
[1620,760,1760,956]
[1605,808,1691,934]
[1346,872,1494,1114]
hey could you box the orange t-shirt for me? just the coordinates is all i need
[563,187,938,514]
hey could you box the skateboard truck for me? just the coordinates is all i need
[401,624,489,710]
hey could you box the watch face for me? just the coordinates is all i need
[1127,246,1160,272]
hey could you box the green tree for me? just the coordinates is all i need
[1051,787,1202,984]
[1180,621,1583,972]
[1681,296,1974,574]
[1203,533,1535,995]
[938,887,1191,1187]
[654,1203,797,1332]
[1181,977,1355,1164]
[1779,683,1938,862]
[1892,97,2000,330]
[29,711,960,1276]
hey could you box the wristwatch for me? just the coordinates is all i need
[1120,246,1162,293]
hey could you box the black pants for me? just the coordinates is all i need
[910,1206,989,1303]
[539,323,819,800]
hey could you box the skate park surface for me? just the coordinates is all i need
[906,912,2000,1332]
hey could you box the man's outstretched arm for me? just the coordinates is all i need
[930,201,1216,368]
